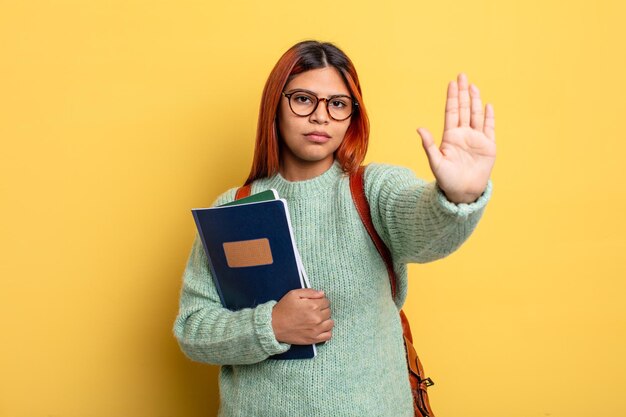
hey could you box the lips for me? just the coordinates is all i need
[305,131,331,143]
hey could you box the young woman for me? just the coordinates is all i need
[174,40,495,417]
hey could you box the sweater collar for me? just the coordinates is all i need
[262,161,345,199]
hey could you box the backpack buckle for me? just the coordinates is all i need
[421,377,434,387]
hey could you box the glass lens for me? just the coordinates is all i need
[289,92,317,116]
[327,96,353,121]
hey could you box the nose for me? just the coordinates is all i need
[309,98,330,124]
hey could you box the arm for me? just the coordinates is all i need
[173,235,291,365]
[364,164,492,264]
[364,73,496,264]
[173,188,334,364]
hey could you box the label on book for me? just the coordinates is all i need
[223,238,274,268]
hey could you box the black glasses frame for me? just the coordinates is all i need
[281,89,358,121]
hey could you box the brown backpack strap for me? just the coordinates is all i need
[235,183,252,200]
[348,165,397,298]
[349,165,435,417]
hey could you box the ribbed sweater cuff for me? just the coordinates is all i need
[254,300,291,356]
[434,179,493,218]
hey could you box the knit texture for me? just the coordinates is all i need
[174,162,492,417]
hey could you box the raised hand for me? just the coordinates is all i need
[417,73,496,204]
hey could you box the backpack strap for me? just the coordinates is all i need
[348,165,398,299]
[349,165,436,417]
[235,183,252,200]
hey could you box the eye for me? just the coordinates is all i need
[292,93,314,105]
[329,97,350,108]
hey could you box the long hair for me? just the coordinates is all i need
[245,40,370,184]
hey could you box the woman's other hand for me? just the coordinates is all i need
[417,73,496,204]
[272,289,333,345]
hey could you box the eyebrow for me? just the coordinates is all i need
[284,88,352,98]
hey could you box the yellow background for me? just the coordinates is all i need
[1,0,624,416]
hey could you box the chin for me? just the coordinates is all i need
[300,153,334,163]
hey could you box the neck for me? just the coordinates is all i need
[279,157,335,182]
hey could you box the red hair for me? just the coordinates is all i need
[245,41,370,185]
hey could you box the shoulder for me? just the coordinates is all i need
[211,186,239,207]
[363,162,416,180]
[210,176,277,207]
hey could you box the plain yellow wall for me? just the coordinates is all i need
[1,0,625,416]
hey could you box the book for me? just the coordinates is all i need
[220,189,310,289]
[219,189,279,207]
[192,190,315,360]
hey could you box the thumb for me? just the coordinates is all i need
[416,127,442,169]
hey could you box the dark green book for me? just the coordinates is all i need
[220,189,278,207]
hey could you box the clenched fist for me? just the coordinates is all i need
[272,288,334,345]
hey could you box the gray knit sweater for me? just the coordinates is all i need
[174,162,492,416]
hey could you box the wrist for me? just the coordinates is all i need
[271,304,286,343]
[254,300,290,354]
[441,190,482,204]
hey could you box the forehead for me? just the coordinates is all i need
[284,67,350,96]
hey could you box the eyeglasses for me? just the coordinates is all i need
[281,89,358,121]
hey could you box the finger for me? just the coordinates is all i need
[417,128,442,170]
[317,308,332,322]
[458,73,471,127]
[312,297,331,310]
[483,103,496,141]
[316,331,332,343]
[444,80,459,131]
[469,84,484,131]
[294,288,325,299]
[313,319,334,339]
[319,318,334,332]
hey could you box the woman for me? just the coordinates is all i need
[174,40,495,416]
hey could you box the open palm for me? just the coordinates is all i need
[417,73,496,204]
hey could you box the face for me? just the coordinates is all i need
[277,67,352,178]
